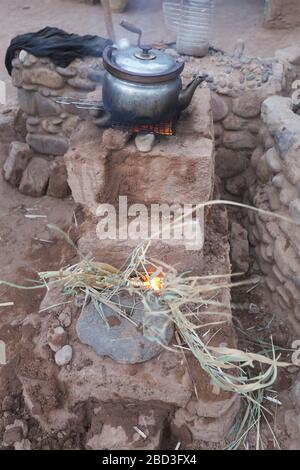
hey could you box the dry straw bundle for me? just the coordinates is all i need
[35,228,289,398]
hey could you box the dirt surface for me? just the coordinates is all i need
[0,140,76,359]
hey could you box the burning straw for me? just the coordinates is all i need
[34,231,289,399]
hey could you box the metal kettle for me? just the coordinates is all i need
[96,21,206,126]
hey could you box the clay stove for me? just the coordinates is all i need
[11,82,242,450]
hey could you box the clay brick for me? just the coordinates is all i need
[109,137,214,207]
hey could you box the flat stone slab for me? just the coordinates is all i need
[76,290,174,364]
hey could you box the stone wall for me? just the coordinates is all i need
[12,50,104,156]
[184,46,300,334]
[208,59,284,201]
[175,46,284,203]
[2,51,104,198]
[248,95,300,334]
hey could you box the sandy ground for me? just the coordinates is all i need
[1,0,300,102]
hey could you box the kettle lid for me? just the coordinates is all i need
[113,46,178,75]
[103,46,184,84]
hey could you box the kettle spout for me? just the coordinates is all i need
[177,75,208,112]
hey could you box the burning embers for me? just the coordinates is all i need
[130,270,164,292]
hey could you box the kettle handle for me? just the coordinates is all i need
[120,20,142,48]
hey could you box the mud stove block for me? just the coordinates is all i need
[16,87,240,449]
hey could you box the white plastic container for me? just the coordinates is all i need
[163,0,214,57]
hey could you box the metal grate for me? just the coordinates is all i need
[111,119,177,136]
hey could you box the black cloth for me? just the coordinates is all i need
[5,26,112,75]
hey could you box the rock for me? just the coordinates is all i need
[3,425,23,446]
[14,439,31,451]
[41,119,61,134]
[1,396,14,412]
[58,309,72,328]
[233,90,269,118]
[102,128,132,150]
[274,235,300,278]
[26,134,69,156]
[35,93,61,117]
[225,173,247,196]
[47,159,70,199]
[222,113,246,131]
[27,116,40,126]
[19,157,51,197]
[0,109,17,143]
[18,89,61,116]
[280,185,298,206]
[12,58,21,69]
[251,146,264,170]
[47,326,68,352]
[23,53,38,67]
[289,199,300,223]
[215,148,248,178]
[135,133,156,153]
[62,115,81,138]
[233,39,245,59]
[87,69,105,83]
[18,50,27,63]
[275,47,300,65]
[17,89,36,115]
[274,129,295,159]
[290,378,300,409]
[68,77,96,91]
[223,130,256,150]
[272,173,286,189]
[54,345,73,366]
[3,141,32,186]
[22,68,65,89]
[247,119,261,134]
[230,222,250,273]
[214,123,223,139]
[259,125,275,150]
[261,96,298,139]
[76,291,174,364]
[256,153,271,183]
[268,186,281,210]
[11,67,23,87]
[249,303,260,314]
[211,93,229,122]
[56,66,77,78]
[264,147,282,173]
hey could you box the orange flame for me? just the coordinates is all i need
[144,276,164,292]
